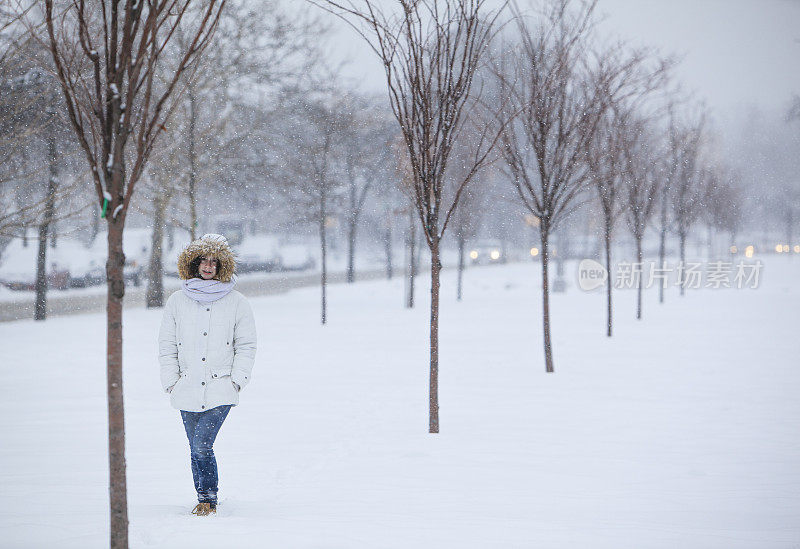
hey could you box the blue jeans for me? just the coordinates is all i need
[180,405,232,504]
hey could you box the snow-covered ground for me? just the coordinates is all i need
[1,256,798,548]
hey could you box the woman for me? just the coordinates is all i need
[158,233,257,516]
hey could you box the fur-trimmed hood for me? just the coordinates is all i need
[177,234,236,282]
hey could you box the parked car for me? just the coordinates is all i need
[68,261,105,288]
[0,266,70,291]
[235,234,282,273]
[70,260,143,287]
[0,234,99,291]
[278,243,316,271]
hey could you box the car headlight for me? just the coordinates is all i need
[469,250,478,259]
[490,250,500,260]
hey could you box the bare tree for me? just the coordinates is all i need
[142,164,178,308]
[341,94,394,283]
[139,95,189,309]
[405,202,418,305]
[0,13,64,240]
[169,1,326,238]
[491,0,640,372]
[704,166,742,258]
[619,111,661,320]
[656,111,674,304]
[381,206,395,279]
[453,186,483,301]
[41,1,225,546]
[312,0,506,432]
[781,97,800,248]
[343,116,368,284]
[669,112,708,296]
[33,109,60,320]
[278,91,351,324]
[141,2,326,307]
[448,137,485,301]
[1,26,86,316]
[656,100,686,304]
[390,134,419,308]
[584,48,669,333]
[145,188,172,306]
[584,109,626,335]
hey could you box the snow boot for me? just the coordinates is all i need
[191,502,216,516]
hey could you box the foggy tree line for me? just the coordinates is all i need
[4,1,796,327]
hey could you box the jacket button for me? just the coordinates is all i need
[201,381,206,386]
[203,332,207,336]
[201,405,205,409]
[206,308,210,311]
[202,357,206,361]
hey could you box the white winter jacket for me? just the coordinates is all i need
[158,289,257,412]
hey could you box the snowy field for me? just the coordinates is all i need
[1,256,799,548]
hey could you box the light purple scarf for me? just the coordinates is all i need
[181,277,236,303]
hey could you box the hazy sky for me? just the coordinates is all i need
[322,0,800,122]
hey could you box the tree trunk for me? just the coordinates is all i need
[188,90,198,240]
[34,223,50,320]
[90,206,100,246]
[457,231,465,301]
[319,189,327,325]
[636,233,643,320]
[146,191,168,308]
[106,221,129,549]
[679,229,686,297]
[34,134,58,321]
[658,185,668,304]
[541,225,554,373]
[405,209,416,309]
[429,237,441,433]
[603,220,612,337]
[346,213,356,284]
[89,208,100,246]
[384,224,393,280]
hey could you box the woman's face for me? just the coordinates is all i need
[199,256,219,280]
